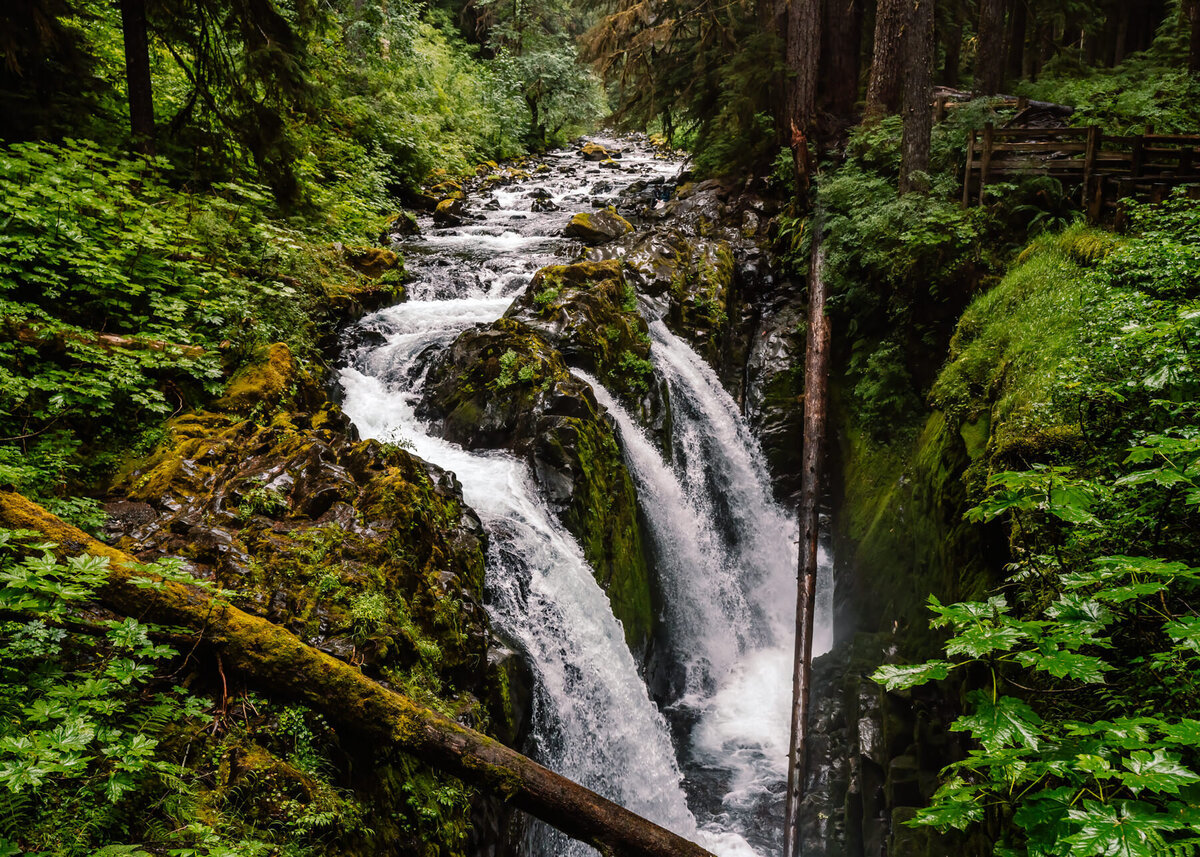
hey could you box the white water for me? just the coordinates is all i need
[338,136,831,857]
[340,367,697,853]
[578,328,832,853]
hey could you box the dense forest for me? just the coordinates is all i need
[2,0,1200,855]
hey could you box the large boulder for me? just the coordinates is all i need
[579,142,610,161]
[416,317,657,657]
[505,259,668,441]
[564,208,633,245]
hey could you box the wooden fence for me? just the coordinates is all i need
[963,124,1200,222]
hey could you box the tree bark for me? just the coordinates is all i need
[864,0,905,118]
[899,0,934,194]
[1005,0,1028,88]
[820,0,862,132]
[941,1,964,87]
[119,0,155,155]
[782,221,830,857]
[787,0,822,195]
[975,0,1006,94]
[0,491,716,857]
[1186,0,1200,73]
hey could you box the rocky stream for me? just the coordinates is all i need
[338,137,833,856]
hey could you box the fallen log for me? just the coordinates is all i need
[0,491,715,857]
[8,323,206,359]
[782,219,830,857]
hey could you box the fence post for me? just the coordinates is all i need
[963,130,977,207]
[978,123,994,205]
[1082,126,1100,207]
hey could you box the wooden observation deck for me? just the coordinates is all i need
[963,123,1200,222]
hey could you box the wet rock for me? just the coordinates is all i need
[564,208,633,245]
[416,317,657,657]
[579,142,610,161]
[381,211,420,242]
[434,197,465,226]
[107,389,491,691]
[531,197,560,213]
[504,259,668,443]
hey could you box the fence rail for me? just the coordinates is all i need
[963,124,1200,222]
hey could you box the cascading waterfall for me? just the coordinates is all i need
[578,324,833,855]
[337,136,830,857]
[339,367,696,855]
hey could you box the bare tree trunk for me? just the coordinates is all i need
[0,492,717,857]
[975,0,1006,93]
[782,222,830,857]
[941,1,964,87]
[864,0,905,117]
[119,0,155,154]
[1186,0,1200,73]
[1005,0,1028,87]
[900,0,935,194]
[787,0,822,196]
[820,0,862,132]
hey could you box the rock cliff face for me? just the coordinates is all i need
[592,177,808,500]
[103,343,527,857]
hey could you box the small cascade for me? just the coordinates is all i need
[339,367,697,857]
[577,321,833,856]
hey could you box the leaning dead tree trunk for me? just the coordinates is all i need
[782,221,830,857]
[0,492,715,857]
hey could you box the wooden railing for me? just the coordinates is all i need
[963,124,1200,222]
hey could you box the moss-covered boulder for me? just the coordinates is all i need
[579,142,610,161]
[343,246,401,279]
[564,208,633,245]
[416,316,657,656]
[433,197,465,226]
[505,260,664,427]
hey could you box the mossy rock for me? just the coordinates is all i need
[417,317,657,655]
[564,208,633,245]
[212,343,307,414]
[505,260,657,414]
[434,197,465,226]
[579,142,610,161]
[107,395,491,691]
[343,246,400,279]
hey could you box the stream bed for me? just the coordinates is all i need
[337,136,831,856]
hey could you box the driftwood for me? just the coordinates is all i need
[0,491,715,857]
[782,221,831,857]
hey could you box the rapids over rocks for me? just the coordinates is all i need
[337,137,832,857]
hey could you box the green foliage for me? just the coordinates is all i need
[876,198,1200,855]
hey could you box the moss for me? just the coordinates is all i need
[507,260,653,410]
[213,343,298,414]
[343,246,400,279]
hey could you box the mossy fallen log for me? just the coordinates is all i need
[0,491,714,857]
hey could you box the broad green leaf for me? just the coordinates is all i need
[1119,749,1200,795]
[1065,800,1176,856]
[952,692,1043,752]
[871,661,954,691]
[1165,616,1200,653]
[945,623,1028,658]
[1015,646,1111,682]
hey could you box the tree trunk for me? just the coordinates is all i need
[1186,0,1200,73]
[0,492,716,857]
[782,221,830,857]
[820,0,862,132]
[975,0,1006,94]
[864,0,905,117]
[787,0,822,195]
[1005,0,1027,88]
[941,1,964,87]
[119,0,155,155]
[899,0,934,194]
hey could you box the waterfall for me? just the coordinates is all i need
[337,136,831,857]
[339,364,697,856]
[575,322,833,856]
